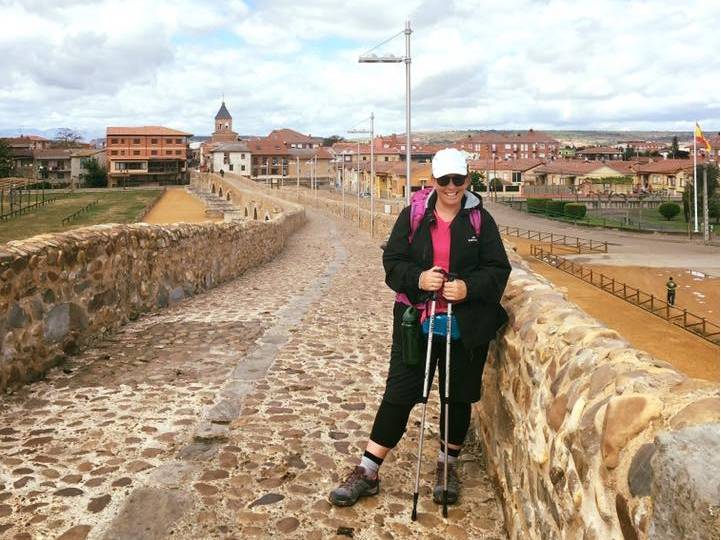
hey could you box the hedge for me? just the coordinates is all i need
[545,200,567,216]
[564,203,587,219]
[658,202,681,221]
[527,198,547,213]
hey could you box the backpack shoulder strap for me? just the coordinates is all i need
[469,207,482,236]
[407,187,433,243]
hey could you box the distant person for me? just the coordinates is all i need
[666,277,677,305]
[219,169,225,178]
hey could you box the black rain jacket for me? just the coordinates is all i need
[383,190,511,349]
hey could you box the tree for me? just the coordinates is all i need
[0,139,12,178]
[322,135,345,147]
[623,147,635,161]
[658,202,681,221]
[469,170,485,191]
[81,158,107,187]
[53,128,83,148]
[671,136,679,159]
[682,164,719,223]
[489,178,503,192]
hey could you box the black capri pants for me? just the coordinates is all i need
[369,320,490,449]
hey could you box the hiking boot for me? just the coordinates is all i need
[433,461,460,504]
[329,466,380,507]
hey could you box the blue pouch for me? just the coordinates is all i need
[422,314,461,340]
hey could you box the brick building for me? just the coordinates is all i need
[454,129,560,160]
[106,126,192,186]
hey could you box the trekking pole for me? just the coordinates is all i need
[411,291,437,522]
[442,295,453,519]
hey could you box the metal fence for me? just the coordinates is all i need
[530,246,720,345]
[61,200,99,225]
[498,225,608,254]
[0,186,60,221]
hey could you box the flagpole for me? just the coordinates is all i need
[693,123,699,232]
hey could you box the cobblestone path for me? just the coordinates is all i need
[0,212,505,540]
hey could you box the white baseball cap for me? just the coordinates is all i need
[432,148,468,179]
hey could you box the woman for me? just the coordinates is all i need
[329,148,511,508]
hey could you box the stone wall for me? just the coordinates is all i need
[229,178,720,539]
[0,195,305,391]
[476,247,720,540]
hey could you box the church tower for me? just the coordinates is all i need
[211,101,239,143]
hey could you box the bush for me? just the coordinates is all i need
[658,202,681,221]
[564,203,587,219]
[527,198,547,213]
[545,200,567,216]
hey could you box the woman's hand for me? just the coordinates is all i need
[419,266,445,291]
[442,279,467,302]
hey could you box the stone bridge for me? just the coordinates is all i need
[0,176,718,539]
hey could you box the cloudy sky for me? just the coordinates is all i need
[1,0,719,139]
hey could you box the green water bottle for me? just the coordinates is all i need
[401,306,423,367]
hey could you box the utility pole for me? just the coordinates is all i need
[370,112,375,238]
[703,165,709,243]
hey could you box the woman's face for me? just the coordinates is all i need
[432,174,470,207]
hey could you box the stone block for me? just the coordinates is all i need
[601,394,662,469]
[649,424,720,540]
[43,303,88,343]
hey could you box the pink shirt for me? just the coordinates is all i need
[431,211,452,314]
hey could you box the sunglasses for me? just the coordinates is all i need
[436,174,466,187]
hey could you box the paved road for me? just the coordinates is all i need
[0,212,504,539]
[487,199,720,276]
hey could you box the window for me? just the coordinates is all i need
[241,165,246,171]
[120,138,125,143]
[120,150,125,155]
[166,150,172,155]
[229,164,234,171]
[133,138,140,144]
[241,153,245,159]
[133,150,140,156]
[512,172,522,183]
[111,150,118,156]
[175,150,182,155]
[175,138,182,144]
[115,161,145,171]
[384,156,389,161]
[165,138,173,144]
[151,138,158,144]
[151,150,158,156]
[110,138,118,144]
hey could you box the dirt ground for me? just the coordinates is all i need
[505,236,719,382]
[141,187,221,224]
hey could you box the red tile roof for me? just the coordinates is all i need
[577,146,623,154]
[634,159,696,174]
[469,158,545,172]
[106,126,193,136]
[267,128,322,143]
[533,160,615,175]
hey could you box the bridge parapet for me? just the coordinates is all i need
[0,195,304,391]
[478,247,719,539]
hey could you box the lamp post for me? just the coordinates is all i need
[359,20,412,206]
[349,112,376,236]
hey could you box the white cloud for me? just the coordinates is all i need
[0,0,718,138]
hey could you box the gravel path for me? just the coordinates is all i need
[0,211,505,540]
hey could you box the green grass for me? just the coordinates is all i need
[0,190,163,244]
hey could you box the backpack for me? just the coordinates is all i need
[397,188,482,309]
[407,187,481,242]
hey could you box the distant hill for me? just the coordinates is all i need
[413,130,695,147]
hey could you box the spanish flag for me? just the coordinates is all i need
[695,122,712,152]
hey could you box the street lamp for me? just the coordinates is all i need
[349,112,375,236]
[359,20,412,206]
